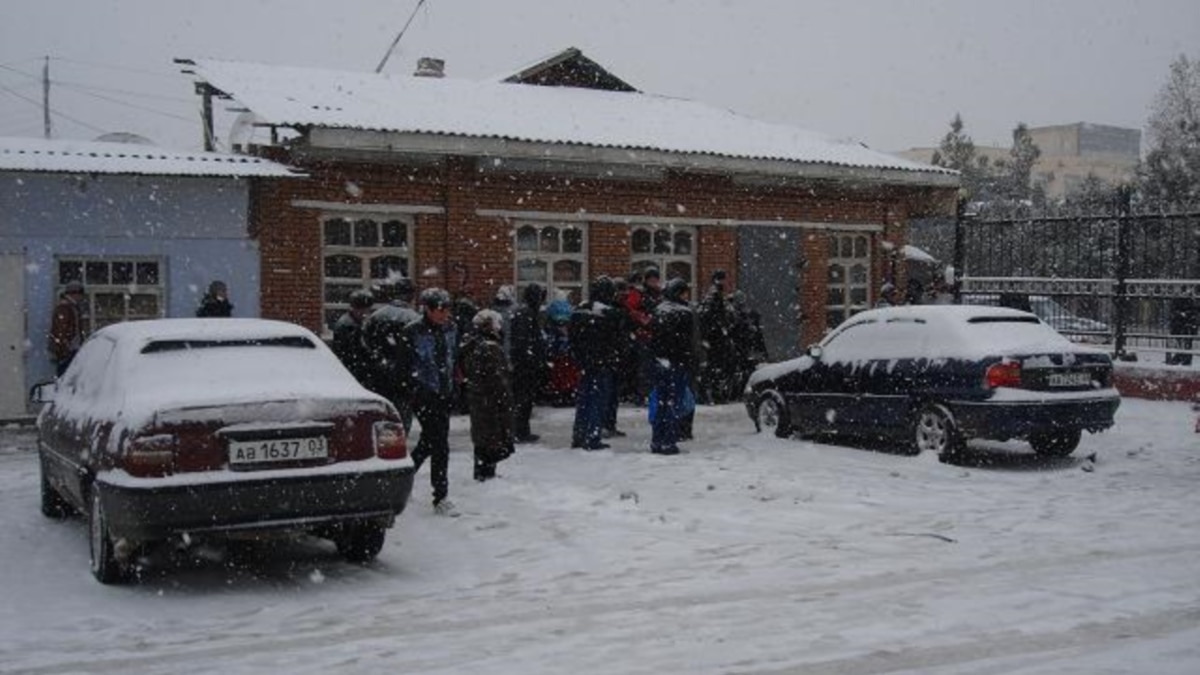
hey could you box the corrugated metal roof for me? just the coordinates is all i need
[185,58,955,179]
[0,136,301,177]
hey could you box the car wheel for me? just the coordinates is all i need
[755,392,794,438]
[40,457,72,519]
[1029,429,1082,457]
[89,488,129,584]
[913,404,963,460]
[336,523,387,563]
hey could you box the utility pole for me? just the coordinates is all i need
[376,0,427,73]
[42,56,51,139]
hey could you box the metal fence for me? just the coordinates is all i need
[932,208,1200,364]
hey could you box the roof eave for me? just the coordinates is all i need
[305,128,959,189]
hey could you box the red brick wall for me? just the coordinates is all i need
[252,152,948,340]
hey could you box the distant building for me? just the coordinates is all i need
[896,122,1140,200]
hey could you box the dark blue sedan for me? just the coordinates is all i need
[746,306,1120,458]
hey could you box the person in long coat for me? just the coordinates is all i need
[649,278,697,455]
[509,283,547,443]
[461,309,516,481]
[362,277,421,432]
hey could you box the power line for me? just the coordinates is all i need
[51,81,194,123]
[376,0,429,73]
[50,55,182,80]
[0,82,107,134]
[53,79,193,103]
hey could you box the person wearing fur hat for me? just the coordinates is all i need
[461,309,516,481]
[397,287,460,515]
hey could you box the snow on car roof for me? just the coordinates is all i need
[826,305,1102,361]
[62,319,388,440]
[94,317,316,347]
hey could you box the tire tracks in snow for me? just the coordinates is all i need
[11,541,1200,674]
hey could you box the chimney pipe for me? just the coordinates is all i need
[414,57,445,78]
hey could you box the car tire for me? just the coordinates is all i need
[755,392,794,438]
[1029,429,1082,457]
[913,404,963,460]
[336,523,387,563]
[40,457,72,519]
[89,488,129,584]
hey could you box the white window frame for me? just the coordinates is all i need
[55,256,165,334]
[513,221,588,303]
[321,214,414,333]
[825,232,872,328]
[629,223,697,288]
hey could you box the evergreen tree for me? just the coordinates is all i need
[1139,54,1200,210]
[931,114,994,204]
[1001,123,1042,204]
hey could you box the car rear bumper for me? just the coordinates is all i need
[950,395,1120,440]
[95,463,415,542]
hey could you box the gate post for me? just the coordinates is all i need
[1114,188,1132,360]
[953,196,967,304]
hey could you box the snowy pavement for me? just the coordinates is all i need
[1,399,1198,674]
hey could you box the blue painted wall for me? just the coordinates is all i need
[0,171,261,397]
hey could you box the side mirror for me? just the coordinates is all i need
[806,345,824,360]
[29,381,56,404]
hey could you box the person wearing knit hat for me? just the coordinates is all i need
[332,289,377,389]
[398,286,461,515]
[649,277,696,455]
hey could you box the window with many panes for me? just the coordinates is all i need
[514,222,586,303]
[630,224,696,287]
[56,257,164,333]
[322,215,412,332]
[825,232,871,328]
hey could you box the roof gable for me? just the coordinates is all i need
[500,47,638,92]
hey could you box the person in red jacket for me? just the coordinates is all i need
[48,281,86,376]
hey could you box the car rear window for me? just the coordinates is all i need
[141,336,317,354]
[958,316,1070,352]
[966,316,1041,325]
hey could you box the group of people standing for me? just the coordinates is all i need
[330,269,768,513]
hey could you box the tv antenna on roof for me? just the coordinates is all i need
[375,0,429,74]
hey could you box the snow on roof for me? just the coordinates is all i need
[184,58,956,179]
[0,136,301,178]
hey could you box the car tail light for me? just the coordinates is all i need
[985,361,1022,389]
[374,421,407,460]
[124,433,177,477]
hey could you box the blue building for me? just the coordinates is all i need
[0,136,300,416]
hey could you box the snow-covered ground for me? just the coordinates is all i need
[1,399,1197,674]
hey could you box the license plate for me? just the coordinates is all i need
[228,436,328,466]
[1047,372,1091,387]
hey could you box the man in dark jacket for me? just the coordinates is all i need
[362,277,421,432]
[332,289,376,389]
[650,278,697,455]
[699,270,736,404]
[196,280,233,317]
[570,276,622,450]
[509,283,547,443]
[398,287,459,515]
[461,309,515,481]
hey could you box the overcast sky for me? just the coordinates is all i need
[1,0,1197,155]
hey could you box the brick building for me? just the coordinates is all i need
[180,49,956,359]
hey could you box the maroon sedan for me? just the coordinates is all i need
[35,318,414,583]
